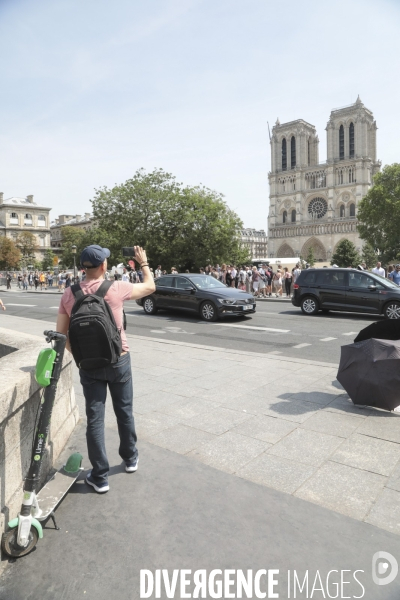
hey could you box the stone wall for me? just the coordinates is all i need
[0,327,79,545]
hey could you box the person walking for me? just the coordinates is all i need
[388,264,400,286]
[22,273,28,291]
[0,298,5,311]
[251,266,261,297]
[6,273,12,289]
[65,273,71,289]
[283,267,292,298]
[39,271,46,290]
[273,269,283,297]
[56,244,155,493]
[372,262,385,277]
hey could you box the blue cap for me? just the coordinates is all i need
[80,245,110,268]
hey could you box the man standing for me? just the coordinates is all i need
[155,265,162,278]
[56,245,155,493]
[372,262,385,277]
[388,264,400,286]
[293,263,302,283]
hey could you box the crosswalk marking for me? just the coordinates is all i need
[342,332,357,336]
[6,303,36,307]
[217,323,290,333]
[320,337,337,341]
[293,343,311,349]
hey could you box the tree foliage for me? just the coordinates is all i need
[90,168,248,270]
[15,231,37,266]
[357,164,400,263]
[304,247,316,267]
[331,239,361,268]
[361,243,378,269]
[59,227,87,268]
[0,237,22,269]
[41,249,56,271]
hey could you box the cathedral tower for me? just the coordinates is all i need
[268,98,380,262]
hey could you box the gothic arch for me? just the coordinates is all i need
[301,237,327,261]
[277,243,295,258]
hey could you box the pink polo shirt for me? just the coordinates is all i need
[58,279,133,352]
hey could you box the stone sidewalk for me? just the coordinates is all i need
[4,313,400,535]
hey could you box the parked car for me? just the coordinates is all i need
[292,268,400,318]
[138,274,256,321]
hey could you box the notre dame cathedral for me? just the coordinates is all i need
[267,97,381,262]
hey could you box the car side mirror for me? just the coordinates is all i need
[368,285,377,291]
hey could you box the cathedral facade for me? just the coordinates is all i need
[267,97,381,262]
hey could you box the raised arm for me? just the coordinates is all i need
[129,246,156,300]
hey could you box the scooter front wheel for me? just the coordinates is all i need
[1,526,39,557]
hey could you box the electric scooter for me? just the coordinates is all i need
[1,330,83,558]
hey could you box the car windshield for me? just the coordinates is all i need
[189,275,227,289]
[373,273,400,289]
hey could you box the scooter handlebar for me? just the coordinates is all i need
[43,330,67,343]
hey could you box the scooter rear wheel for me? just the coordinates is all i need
[1,526,39,557]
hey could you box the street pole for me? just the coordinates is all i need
[72,245,77,282]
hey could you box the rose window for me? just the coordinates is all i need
[308,197,327,219]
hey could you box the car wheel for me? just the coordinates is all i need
[200,301,218,322]
[300,296,319,315]
[384,301,400,319]
[143,297,158,315]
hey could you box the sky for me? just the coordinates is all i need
[0,0,399,229]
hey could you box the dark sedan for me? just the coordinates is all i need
[292,268,400,318]
[138,274,256,321]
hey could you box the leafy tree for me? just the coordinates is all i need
[0,237,22,269]
[15,231,37,267]
[91,168,246,270]
[357,163,400,263]
[303,247,315,266]
[331,239,361,268]
[59,226,86,268]
[362,243,379,269]
[41,248,56,271]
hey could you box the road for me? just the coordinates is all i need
[0,286,381,363]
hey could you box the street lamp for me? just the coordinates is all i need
[71,245,77,282]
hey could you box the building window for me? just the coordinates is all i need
[10,212,19,224]
[282,138,287,171]
[283,210,287,223]
[350,203,355,217]
[24,213,32,225]
[340,205,345,218]
[339,125,344,160]
[291,209,296,223]
[349,122,354,158]
[291,136,296,168]
[308,138,310,166]
[308,197,328,219]
[11,212,17,218]
[38,214,46,226]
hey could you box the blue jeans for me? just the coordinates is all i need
[79,352,138,483]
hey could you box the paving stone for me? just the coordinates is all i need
[220,395,281,416]
[386,459,400,492]
[355,413,400,444]
[261,398,319,424]
[330,433,400,476]
[322,395,374,417]
[147,424,216,454]
[187,431,269,474]
[237,453,317,494]
[365,488,400,534]
[135,412,179,439]
[300,411,363,438]
[267,428,344,466]
[160,382,205,398]
[295,461,386,520]
[183,407,252,435]
[133,391,184,415]
[232,415,297,444]
[158,397,220,419]
[283,391,342,407]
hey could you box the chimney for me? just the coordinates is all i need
[85,213,91,220]
[55,218,59,225]
[75,215,82,221]
[27,195,34,203]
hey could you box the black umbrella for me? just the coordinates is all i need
[354,319,400,343]
[337,338,400,411]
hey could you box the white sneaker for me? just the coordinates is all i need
[125,457,139,473]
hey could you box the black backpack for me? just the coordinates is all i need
[68,280,122,370]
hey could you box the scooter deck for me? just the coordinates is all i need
[37,468,82,521]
